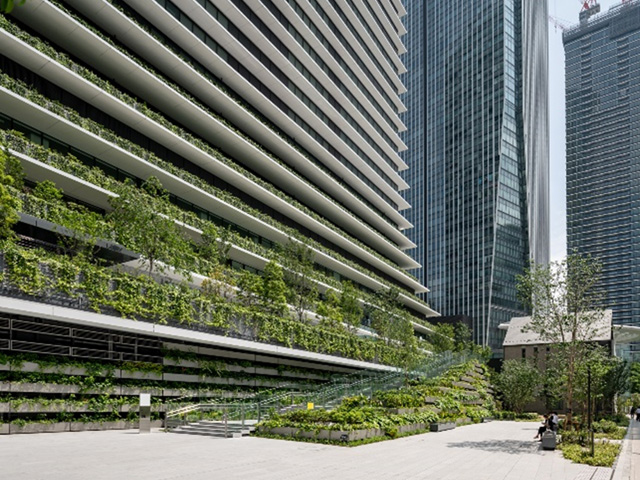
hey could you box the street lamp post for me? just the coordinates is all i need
[588,364,594,457]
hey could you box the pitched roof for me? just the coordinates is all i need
[502,310,612,346]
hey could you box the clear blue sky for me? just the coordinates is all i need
[547,0,618,261]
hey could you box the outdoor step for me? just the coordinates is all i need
[171,428,242,438]
[169,420,255,438]
[182,423,249,432]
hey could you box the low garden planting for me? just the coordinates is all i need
[255,361,496,445]
[0,347,349,434]
[555,418,627,467]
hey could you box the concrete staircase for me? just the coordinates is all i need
[169,420,256,438]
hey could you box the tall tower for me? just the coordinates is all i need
[401,0,550,351]
[564,1,640,332]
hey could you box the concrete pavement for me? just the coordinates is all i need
[612,416,640,480]
[0,421,611,480]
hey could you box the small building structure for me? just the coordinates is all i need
[499,310,613,412]
[501,310,613,364]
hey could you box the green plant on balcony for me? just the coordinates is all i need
[0,241,422,366]
[1,129,433,327]
[0,146,21,239]
[52,0,404,241]
[109,177,193,275]
[0,12,422,287]
[280,240,318,322]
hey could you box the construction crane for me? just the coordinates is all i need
[579,0,601,22]
[580,0,599,10]
[549,15,572,32]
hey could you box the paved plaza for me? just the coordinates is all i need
[612,417,640,480]
[0,420,617,480]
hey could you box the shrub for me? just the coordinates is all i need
[560,442,620,467]
[494,411,539,421]
[592,419,618,434]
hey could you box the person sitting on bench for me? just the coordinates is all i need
[534,414,551,441]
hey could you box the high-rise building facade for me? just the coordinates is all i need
[0,0,438,428]
[564,1,640,329]
[401,0,550,351]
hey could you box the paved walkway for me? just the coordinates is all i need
[0,421,611,480]
[612,417,640,480]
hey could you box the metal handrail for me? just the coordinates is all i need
[163,350,479,429]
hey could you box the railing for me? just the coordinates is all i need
[164,350,480,430]
[563,0,640,38]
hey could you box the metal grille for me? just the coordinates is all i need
[71,347,111,360]
[12,319,70,337]
[72,329,110,342]
[11,340,71,356]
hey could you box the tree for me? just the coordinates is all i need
[109,177,191,274]
[279,239,317,321]
[198,224,235,299]
[0,148,21,239]
[236,269,262,309]
[260,261,288,316]
[630,362,640,394]
[429,323,456,353]
[572,346,628,417]
[32,181,103,258]
[369,287,414,346]
[495,359,541,413]
[1,0,25,14]
[198,224,232,273]
[517,254,606,426]
[316,290,343,330]
[338,281,363,333]
[32,180,63,203]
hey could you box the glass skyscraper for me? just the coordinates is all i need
[401,0,550,351]
[564,1,640,330]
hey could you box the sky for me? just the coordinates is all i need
[547,0,618,262]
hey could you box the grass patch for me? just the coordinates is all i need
[559,442,621,467]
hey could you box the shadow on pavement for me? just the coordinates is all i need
[445,439,543,455]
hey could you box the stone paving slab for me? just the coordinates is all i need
[0,421,609,480]
[612,416,640,480]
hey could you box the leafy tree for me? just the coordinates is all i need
[1,0,25,14]
[56,202,105,259]
[200,263,236,302]
[337,281,363,333]
[109,177,191,274]
[430,323,456,353]
[630,362,640,394]
[517,254,606,426]
[31,181,103,258]
[260,261,288,316]
[0,147,21,239]
[198,224,231,272]
[316,290,343,330]
[279,239,317,321]
[495,359,541,413]
[32,180,63,203]
[370,287,415,347]
[3,149,23,190]
[572,346,628,416]
[236,269,262,309]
